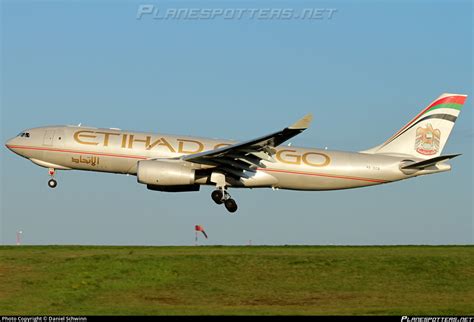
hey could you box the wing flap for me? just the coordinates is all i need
[213,158,257,172]
[227,153,267,168]
[216,166,251,179]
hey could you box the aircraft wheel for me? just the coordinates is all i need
[211,190,224,204]
[224,198,238,213]
[48,179,57,189]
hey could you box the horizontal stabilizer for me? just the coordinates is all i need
[401,154,461,170]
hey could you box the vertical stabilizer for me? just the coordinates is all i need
[363,93,467,159]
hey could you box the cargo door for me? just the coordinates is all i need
[43,130,55,146]
[53,129,65,147]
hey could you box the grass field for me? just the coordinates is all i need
[0,246,473,315]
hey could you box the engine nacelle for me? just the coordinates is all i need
[137,160,195,186]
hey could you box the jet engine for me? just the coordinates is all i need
[137,160,195,186]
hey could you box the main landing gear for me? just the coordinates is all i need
[47,168,57,188]
[211,188,238,213]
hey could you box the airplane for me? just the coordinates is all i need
[5,93,467,213]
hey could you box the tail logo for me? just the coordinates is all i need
[415,123,440,155]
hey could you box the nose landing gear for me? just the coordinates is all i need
[211,188,238,213]
[48,179,57,188]
[48,168,57,188]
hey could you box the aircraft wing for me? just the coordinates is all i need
[182,113,313,178]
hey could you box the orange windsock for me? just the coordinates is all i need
[195,225,208,239]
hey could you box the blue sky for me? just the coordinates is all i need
[1,0,472,245]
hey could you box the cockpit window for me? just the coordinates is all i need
[18,132,30,138]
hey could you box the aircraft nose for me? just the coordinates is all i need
[5,137,17,152]
[5,138,13,150]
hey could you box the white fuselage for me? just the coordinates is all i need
[5,125,449,191]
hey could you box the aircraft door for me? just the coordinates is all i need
[54,129,65,147]
[43,130,55,146]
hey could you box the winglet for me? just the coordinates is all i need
[289,113,313,130]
